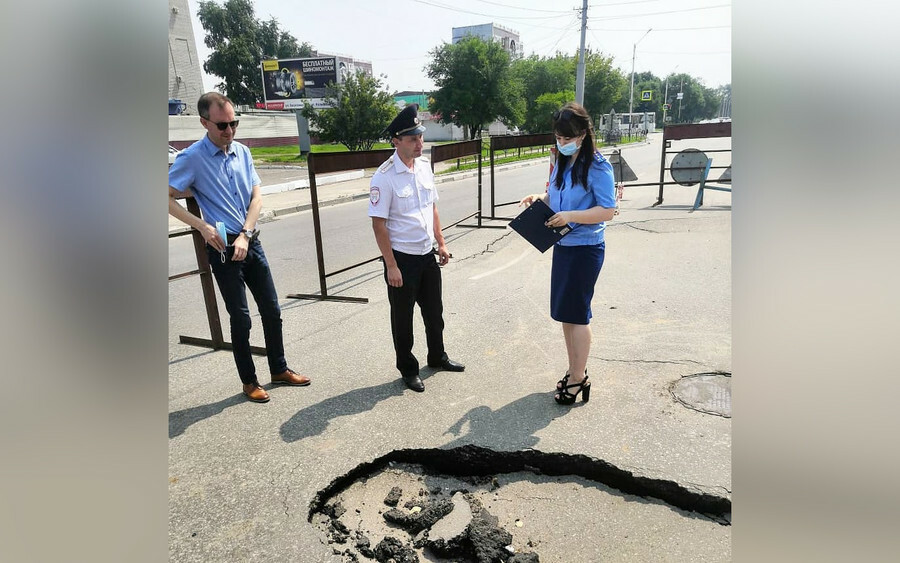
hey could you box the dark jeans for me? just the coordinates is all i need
[207,240,287,385]
[385,250,448,377]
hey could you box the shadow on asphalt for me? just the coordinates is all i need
[169,393,247,438]
[280,378,409,443]
[441,392,577,450]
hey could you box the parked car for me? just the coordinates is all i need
[168,145,180,166]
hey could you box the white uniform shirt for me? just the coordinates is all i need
[367,151,439,255]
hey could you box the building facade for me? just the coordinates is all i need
[168,0,204,115]
[451,23,522,58]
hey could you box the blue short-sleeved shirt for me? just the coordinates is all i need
[168,135,262,234]
[547,151,616,246]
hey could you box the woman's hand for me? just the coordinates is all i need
[519,193,545,207]
[545,211,573,228]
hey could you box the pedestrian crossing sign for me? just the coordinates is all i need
[641,90,652,101]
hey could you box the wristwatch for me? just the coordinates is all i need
[241,228,258,241]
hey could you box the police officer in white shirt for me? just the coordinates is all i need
[368,104,465,392]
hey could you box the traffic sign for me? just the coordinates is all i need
[641,90,652,101]
[676,92,684,100]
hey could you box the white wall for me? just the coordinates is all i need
[169,112,299,142]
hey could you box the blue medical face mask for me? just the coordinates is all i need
[556,140,578,156]
[215,221,228,263]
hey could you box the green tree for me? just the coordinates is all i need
[531,91,576,133]
[665,74,724,123]
[301,71,396,151]
[198,0,313,105]
[511,54,576,133]
[581,50,627,126]
[426,37,524,140]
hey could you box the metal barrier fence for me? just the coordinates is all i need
[168,196,266,356]
[286,141,485,304]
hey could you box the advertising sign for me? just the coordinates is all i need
[260,57,339,110]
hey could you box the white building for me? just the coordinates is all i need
[167,0,204,115]
[451,23,522,58]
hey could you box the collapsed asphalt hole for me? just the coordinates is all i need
[671,372,732,418]
[308,445,730,562]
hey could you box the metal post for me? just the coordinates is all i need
[575,0,588,105]
[628,28,652,136]
[295,110,311,155]
[186,198,224,348]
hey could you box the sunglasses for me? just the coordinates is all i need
[552,109,573,121]
[205,119,240,131]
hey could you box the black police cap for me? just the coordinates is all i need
[386,104,427,138]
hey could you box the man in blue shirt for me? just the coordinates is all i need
[168,92,310,403]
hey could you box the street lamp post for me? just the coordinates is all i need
[662,65,678,126]
[628,28,652,134]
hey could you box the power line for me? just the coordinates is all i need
[591,4,731,21]
[410,0,575,21]
[527,15,582,54]
[589,24,731,31]
[590,0,669,6]
[641,50,731,55]
[468,0,573,13]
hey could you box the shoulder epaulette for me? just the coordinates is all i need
[377,158,393,174]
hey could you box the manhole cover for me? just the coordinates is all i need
[672,372,731,417]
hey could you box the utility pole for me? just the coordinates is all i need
[575,0,588,105]
[678,78,684,122]
[628,28,652,133]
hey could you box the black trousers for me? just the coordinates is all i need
[384,249,448,377]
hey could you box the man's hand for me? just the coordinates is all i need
[231,232,249,261]
[201,223,226,252]
[386,265,403,287]
[437,244,450,266]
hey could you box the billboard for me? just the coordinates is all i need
[260,56,374,111]
[260,57,339,110]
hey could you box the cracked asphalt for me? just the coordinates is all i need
[168,134,732,561]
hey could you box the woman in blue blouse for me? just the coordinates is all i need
[520,103,617,405]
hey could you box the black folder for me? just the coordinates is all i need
[508,198,571,253]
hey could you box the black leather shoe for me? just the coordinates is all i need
[402,374,425,392]
[427,358,465,372]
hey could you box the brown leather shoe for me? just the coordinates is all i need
[271,368,311,387]
[242,383,270,403]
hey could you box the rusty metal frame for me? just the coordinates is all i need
[653,122,731,207]
[431,139,484,229]
[286,149,395,304]
[168,196,266,356]
[486,134,554,224]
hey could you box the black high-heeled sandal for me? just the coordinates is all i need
[554,374,590,405]
[556,369,587,392]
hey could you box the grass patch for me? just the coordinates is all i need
[251,143,393,164]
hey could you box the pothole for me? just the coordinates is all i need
[309,446,731,562]
[671,372,732,417]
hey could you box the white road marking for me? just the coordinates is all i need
[468,248,532,281]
